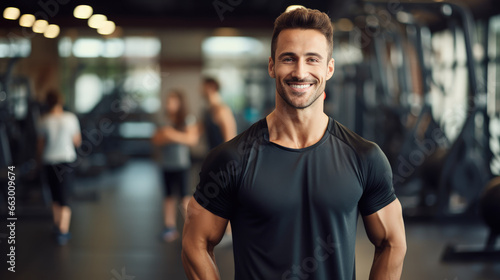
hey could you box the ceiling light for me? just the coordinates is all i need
[19,14,35,27]
[44,24,60,38]
[73,5,93,19]
[97,21,116,35]
[32,19,49,33]
[88,14,107,29]
[3,7,20,20]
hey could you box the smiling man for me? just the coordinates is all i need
[182,8,406,280]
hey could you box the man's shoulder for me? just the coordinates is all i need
[327,118,381,159]
[206,119,267,162]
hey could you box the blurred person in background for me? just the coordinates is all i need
[37,89,81,246]
[152,89,199,242]
[200,77,237,150]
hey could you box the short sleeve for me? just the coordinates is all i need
[193,144,240,219]
[72,114,81,136]
[358,144,396,216]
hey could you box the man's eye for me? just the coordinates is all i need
[308,58,319,62]
[282,58,293,62]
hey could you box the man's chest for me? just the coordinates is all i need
[236,145,364,218]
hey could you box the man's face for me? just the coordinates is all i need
[269,28,334,109]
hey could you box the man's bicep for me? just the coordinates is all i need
[184,197,228,246]
[362,199,406,248]
[358,144,396,216]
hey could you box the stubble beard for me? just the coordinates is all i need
[276,78,324,110]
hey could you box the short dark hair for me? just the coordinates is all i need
[271,8,333,61]
[202,77,220,91]
[45,89,62,110]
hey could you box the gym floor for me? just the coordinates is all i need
[2,159,499,280]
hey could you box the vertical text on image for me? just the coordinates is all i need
[6,166,17,273]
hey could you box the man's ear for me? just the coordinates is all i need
[268,57,275,79]
[326,58,335,80]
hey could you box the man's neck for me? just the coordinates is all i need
[266,97,329,149]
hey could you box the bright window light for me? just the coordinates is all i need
[0,40,10,58]
[202,36,263,56]
[124,68,161,93]
[3,7,20,20]
[102,38,125,57]
[119,122,156,138]
[141,96,161,113]
[16,39,31,57]
[0,38,31,58]
[75,74,103,113]
[66,37,161,58]
[74,5,93,19]
[19,14,35,27]
[73,38,103,57]
[58,37,72,57]
[124,37,161,57]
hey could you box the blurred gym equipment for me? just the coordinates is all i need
[0,57,49,216]
[442,177,500,261]
[335,1,495,219]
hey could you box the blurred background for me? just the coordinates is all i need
[0,0,500,279]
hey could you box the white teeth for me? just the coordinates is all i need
[289,84,311,89]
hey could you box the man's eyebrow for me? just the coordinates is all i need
[277,52,296,59]
[277,52,324,59]
[305,52,323,59]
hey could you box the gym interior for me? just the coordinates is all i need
[1,0,500,279]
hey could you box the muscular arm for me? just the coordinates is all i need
[214,106,236,142]
[182,197,228,280]
[362,199,406,280]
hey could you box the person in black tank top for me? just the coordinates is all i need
[200,77,236,150]
[203,109,224,150]
[183,8,406,280]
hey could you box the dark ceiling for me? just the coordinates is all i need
[0,0,356,29]
[0,0,499,29]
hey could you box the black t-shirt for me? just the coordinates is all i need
[194,117,396,280]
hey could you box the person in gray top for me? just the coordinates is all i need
[152,89,199,242]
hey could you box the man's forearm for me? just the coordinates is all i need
[181,246,220,280]
[369,245,406,280]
